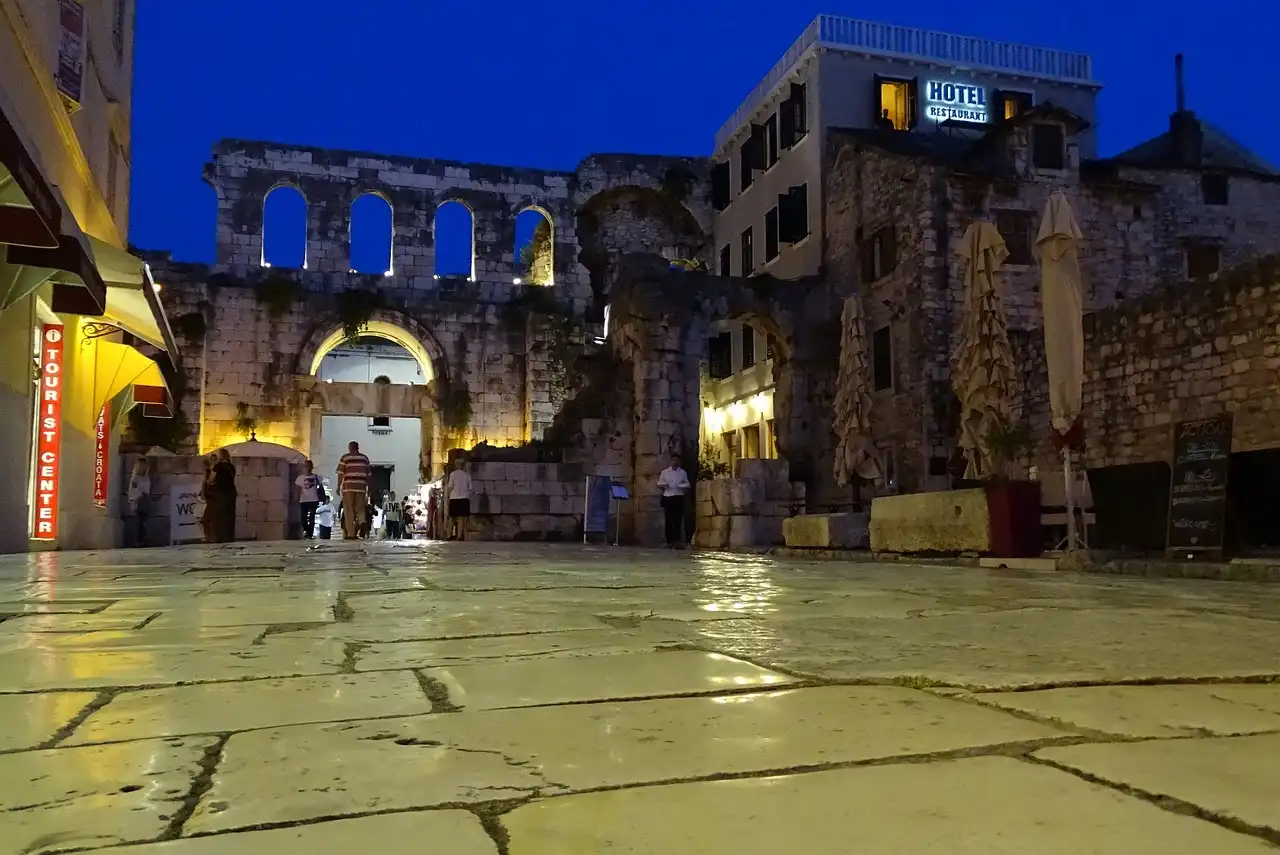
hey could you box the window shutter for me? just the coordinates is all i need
[872,74,885,126]
[791,184,809,240]
[791,83,807,135]
[992,89,1006,121]
[907,78,920,129]
[739,139,754,190]
[883,225,897,274]
[711,161,730,210]
[749,124,768,169]
[777,192,794,243]
[780,96,796,149]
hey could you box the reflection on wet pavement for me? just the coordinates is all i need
[0,541,1277,853]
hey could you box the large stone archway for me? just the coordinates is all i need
[293,313,453,483]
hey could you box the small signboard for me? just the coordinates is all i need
[1166,415,1232,552]
[56,0,86,107]
[170,477,205,544]
[583,475,612,535]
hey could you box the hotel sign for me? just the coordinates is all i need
[93,404,110,508]
[925,81,989,123]
[33,325,65,540]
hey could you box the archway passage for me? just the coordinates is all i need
[314,335,428,533]
[515,208,554,285]
[307,320,437,382]
[350,193,394,275]
[263,186,307,269]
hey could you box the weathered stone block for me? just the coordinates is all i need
[784,512,870,549]
[869,491,988,553]
[728,515,783,548]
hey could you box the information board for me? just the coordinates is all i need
[170,477,206,544]
[583,476,613,535]
[1166,415,1232,551]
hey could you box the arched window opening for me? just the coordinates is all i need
[434,201,473,279]
[514,208,554,286]
[350,194,394,275]
[262,186,307,269]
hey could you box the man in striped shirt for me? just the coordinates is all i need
[336,441,372,539]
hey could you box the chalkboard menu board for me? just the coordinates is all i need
[1166,415,1232,551]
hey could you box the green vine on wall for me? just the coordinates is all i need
[253,274,302,319]
[437,380,473,432]
[233,401,258,436]
[335,288,386,344]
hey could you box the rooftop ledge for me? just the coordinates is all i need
[715,14,1096,152]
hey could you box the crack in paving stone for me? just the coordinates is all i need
[1021,753,1280,847]
[968,673,1280,693]
[926,689,1124,741]
[159,734,230,841]
[36,690,118,749]
[131,612,162,630]
[413,670,461,712]
[332,594,355,622]
[475,812,512,855]
[255,622,335,644]
[340,642,369,674]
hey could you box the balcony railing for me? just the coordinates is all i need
[715,14,1095,151]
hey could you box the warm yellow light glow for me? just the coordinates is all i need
[308,320,436,382]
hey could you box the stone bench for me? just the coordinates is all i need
[782,512,870,549]
[868,489,991,553]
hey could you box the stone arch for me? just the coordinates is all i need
[433,198,475,279]
[262,184,308,269]
[296,310,449,386]
[349,191,395,275]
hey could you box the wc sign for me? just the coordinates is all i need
[925,81,989,123]
[33,324,65,540]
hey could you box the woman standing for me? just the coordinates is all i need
[203,449,238,543]
[126,458,152,547]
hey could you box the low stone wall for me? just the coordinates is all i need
[694,459,805,550]
[463,460,587,541]
[783,512,870,549]
[869,489,992,553]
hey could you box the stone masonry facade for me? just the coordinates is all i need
[144,140,714,478]
[824,110,1280,494]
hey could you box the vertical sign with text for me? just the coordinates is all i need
[93,403,110,508]
[1167,415,1232,551]
[33,325,65,540]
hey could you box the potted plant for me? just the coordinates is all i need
[982,420,1041,558]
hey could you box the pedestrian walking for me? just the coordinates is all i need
[295,459,324,539]
[315,495,334,540]
[384,490,403,539]
[658,452,691,548]
[203,449,237,543]
[446,459,472,541]
[336,441,371,540]
[126,458,151,547]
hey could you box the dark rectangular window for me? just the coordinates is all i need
[875,76,918,130]
[748,123,768,170]
[765,114,779,167]
[791,82,808,139]
[711,161,731,210]
[1201,173,1229,206]
[858,224,898,282]
[740,227,754,275]
[995,90,1033,121]
[372,416,390,428]
[719,244,732,277]
[994,210,1034,265]
[872,326,893,391]
[764,207,780,261]
[709,332,733,379]
[778,184,809,244]
[741,326,756,368]
[766,335,776,360]
[1031,124,1066,170]
[1186,243,1221,279]
[739,140,754,192]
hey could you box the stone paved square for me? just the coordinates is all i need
[0,542,1277,853]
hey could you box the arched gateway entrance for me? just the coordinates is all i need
[292,316,449,491]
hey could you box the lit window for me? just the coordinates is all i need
[877,78,916,131]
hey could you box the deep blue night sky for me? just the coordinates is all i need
[130,0,1278,264]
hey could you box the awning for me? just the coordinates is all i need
[93,340,173,419]
[0,102,107,315]
[88,236,180,363]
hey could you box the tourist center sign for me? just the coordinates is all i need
[924,81,989,123]
[33,324,65,540]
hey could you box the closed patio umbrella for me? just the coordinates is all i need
[1036,192,1086,549]
[951,220,1016,479]
[833,293,882,488]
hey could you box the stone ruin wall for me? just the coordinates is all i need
[148,141,714,471]
[1015,254,1280,472]
[824,127,1280,494]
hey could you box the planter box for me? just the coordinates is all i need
[984,480,1042,558]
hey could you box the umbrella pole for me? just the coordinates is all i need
[1063,447,1078,552]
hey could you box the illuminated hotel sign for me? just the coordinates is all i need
[93,404,110,508]
[925,81,989,123]
[33,324,65,540]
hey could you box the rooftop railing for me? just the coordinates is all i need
[715,14,1095,151]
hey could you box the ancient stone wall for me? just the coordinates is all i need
[824,126,1280,494]
[1015,255,1280,470]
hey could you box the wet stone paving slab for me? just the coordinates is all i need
[0,542,1277,853]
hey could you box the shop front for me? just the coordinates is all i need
[1,102,176,552]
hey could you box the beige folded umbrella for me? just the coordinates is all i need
[833,293,883,487]
[951,220,1016,479]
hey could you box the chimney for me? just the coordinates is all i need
[1168,53,1202,168]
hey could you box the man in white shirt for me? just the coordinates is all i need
[446,460,473,541]
[657,452,691,547]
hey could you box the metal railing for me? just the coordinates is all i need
[715,14,1095,151]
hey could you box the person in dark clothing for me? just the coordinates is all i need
[657,452,691,548]
[202,449,238,543]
